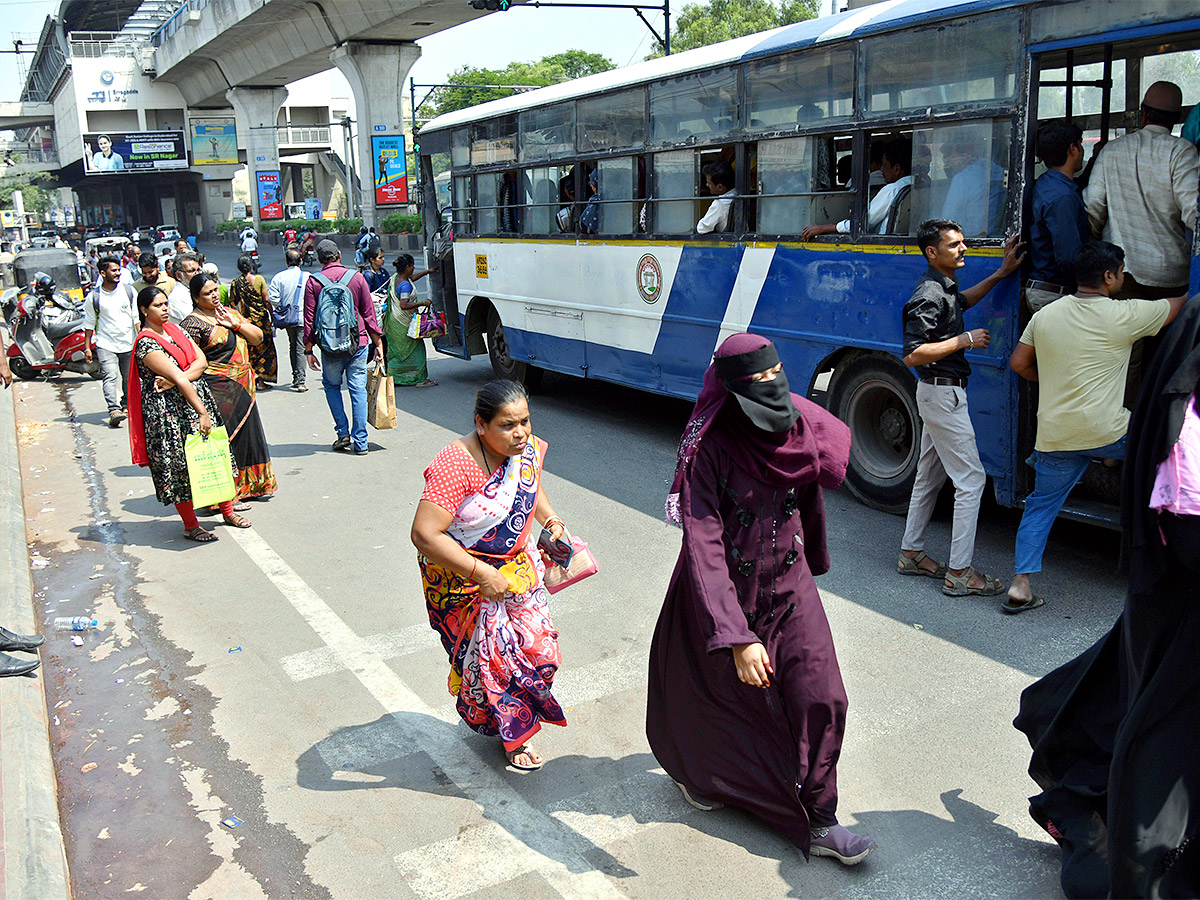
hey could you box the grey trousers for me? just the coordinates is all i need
[97,348,131,413]
[285,326,305,387]
[901,382,986,571]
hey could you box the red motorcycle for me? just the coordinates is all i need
[2,274,98,381]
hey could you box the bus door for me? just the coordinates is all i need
[421,153,464,356]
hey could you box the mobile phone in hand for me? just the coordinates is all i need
[537,527,574,569]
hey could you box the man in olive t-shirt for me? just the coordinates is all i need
[1005,241,1187,612]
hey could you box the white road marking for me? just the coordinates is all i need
[281,623,438,682]
[228,528,625,900]
[715,245,775,351]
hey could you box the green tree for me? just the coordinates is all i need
[423,50,614,120]
[0,174,52,218]
[649,0,818,57]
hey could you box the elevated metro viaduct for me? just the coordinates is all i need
[153,0,494,228]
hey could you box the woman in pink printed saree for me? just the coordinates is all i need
[411,380,569,770]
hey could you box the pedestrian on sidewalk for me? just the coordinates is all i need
[82,255,137,428]
[302,240,382,454]
[897,220,1024,596]
[410,380,568,771]
[181,273,278,502]
[230,255,276,390]
[1014,293,1200,898]
[382,253,437,387]
[267,248,309,391]
[126,286,247,543]
[1005,242,1186,612]
[650,333,876,866]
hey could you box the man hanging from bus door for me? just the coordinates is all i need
[897,219,1024,597]
[1025,120,1088,314]
[1004,242,1187,613]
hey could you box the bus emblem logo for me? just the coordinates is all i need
[475,254,488,279]
[636,254,662,303]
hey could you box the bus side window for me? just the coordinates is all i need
[475,173,498,235]
[911,119,1011,237]
[522,166,563,236]
[696,145,737,235]
[653,149,695,235]
[759,135,851,234]
[596,156,637,235]
[453,175,472,235]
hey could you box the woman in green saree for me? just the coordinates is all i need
[382,254,438,388]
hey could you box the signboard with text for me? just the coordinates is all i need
[371,135,408,206]
[82,131,188,175]
[256,170,283,220]
[190,117,238,166]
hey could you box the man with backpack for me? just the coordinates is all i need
[82,256,137,428]
[303,239,383,454]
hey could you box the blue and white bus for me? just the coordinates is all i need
[415,0,1200,520]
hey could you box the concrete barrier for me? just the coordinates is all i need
[0,375,72,899]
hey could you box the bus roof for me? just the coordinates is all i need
[421,0,1031,133]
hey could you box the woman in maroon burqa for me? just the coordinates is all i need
[648,333,876,865]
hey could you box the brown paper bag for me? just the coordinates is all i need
[367,363,396,429]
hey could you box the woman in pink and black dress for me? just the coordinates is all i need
[648,332,876,866]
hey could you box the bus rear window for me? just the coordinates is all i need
[650,67,738,145]
[745,47,855,132]
[864,13,1019,114]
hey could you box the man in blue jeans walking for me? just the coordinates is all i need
[1005,242,1187,612]
[302,240,383,454]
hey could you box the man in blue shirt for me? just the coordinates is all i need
[1026,119,1088,312]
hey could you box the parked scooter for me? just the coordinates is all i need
[1,273,98,381]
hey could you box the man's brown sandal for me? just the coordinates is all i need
[898,550,948,579]
[942,566,1004,597]
[184,527,217,543]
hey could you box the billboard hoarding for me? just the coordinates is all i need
[371,135,408,206]
[304,197,323,220]
[82,131,188,175]
[256,170,283,220]
[190,117,238,166]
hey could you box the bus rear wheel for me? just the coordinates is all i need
[828,356,919,515]
[486,309,543,390]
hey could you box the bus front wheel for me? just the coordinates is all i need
[828,356,919,515]
[486,310,543,390]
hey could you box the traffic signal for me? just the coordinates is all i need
[470,0,514,9]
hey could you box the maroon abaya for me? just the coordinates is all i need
[647,398,852,856]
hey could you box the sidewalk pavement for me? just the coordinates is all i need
[0,370,71,899]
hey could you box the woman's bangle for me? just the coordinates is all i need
[544,516,564,530]
[469,558,478,582]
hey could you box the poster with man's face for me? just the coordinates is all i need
[256,171,283,220]
[82,132,188,174]
[372,135,409,205]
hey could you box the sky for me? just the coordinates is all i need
[0,0,666,106]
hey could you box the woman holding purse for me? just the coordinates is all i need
[382,253,437,388]
[127,285,243,543]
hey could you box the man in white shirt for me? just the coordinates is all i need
[82,256,137,428]
[167,252,202,324]
[239,226,257,243]
[696,162,738,234]
[268,248,310,391]
[1085,80,1200,299]
[803,138,913,239]
[240,232,258,255]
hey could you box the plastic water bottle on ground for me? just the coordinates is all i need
[53,617,98,632]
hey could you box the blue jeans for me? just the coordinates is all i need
[321,344,369,450]
[1014,436,1126,574]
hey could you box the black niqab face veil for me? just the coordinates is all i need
[714,343,801,434]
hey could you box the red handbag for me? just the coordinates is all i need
[543,538,598,594]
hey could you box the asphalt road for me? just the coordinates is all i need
[14,242,1127,898]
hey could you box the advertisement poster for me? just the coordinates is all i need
[304,197,323,220]
[371,135,408,205]
[256,170,283,220]
[82,131,188,174]
[190,117,238,166]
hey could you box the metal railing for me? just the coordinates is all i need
[152,0,211,47]
[0,142,59,165]
[68,32,133,58]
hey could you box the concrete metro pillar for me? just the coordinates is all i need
[330,41,422,228]
[225,86,288,230]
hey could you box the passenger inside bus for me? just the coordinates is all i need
[499,171,520,233]
[696,161,737,234]
[940,140,1006,236]
[801,137,912,238]
[868,140,887,195]
[557,170,576,232]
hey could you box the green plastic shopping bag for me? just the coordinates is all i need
[184,426,236,508]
